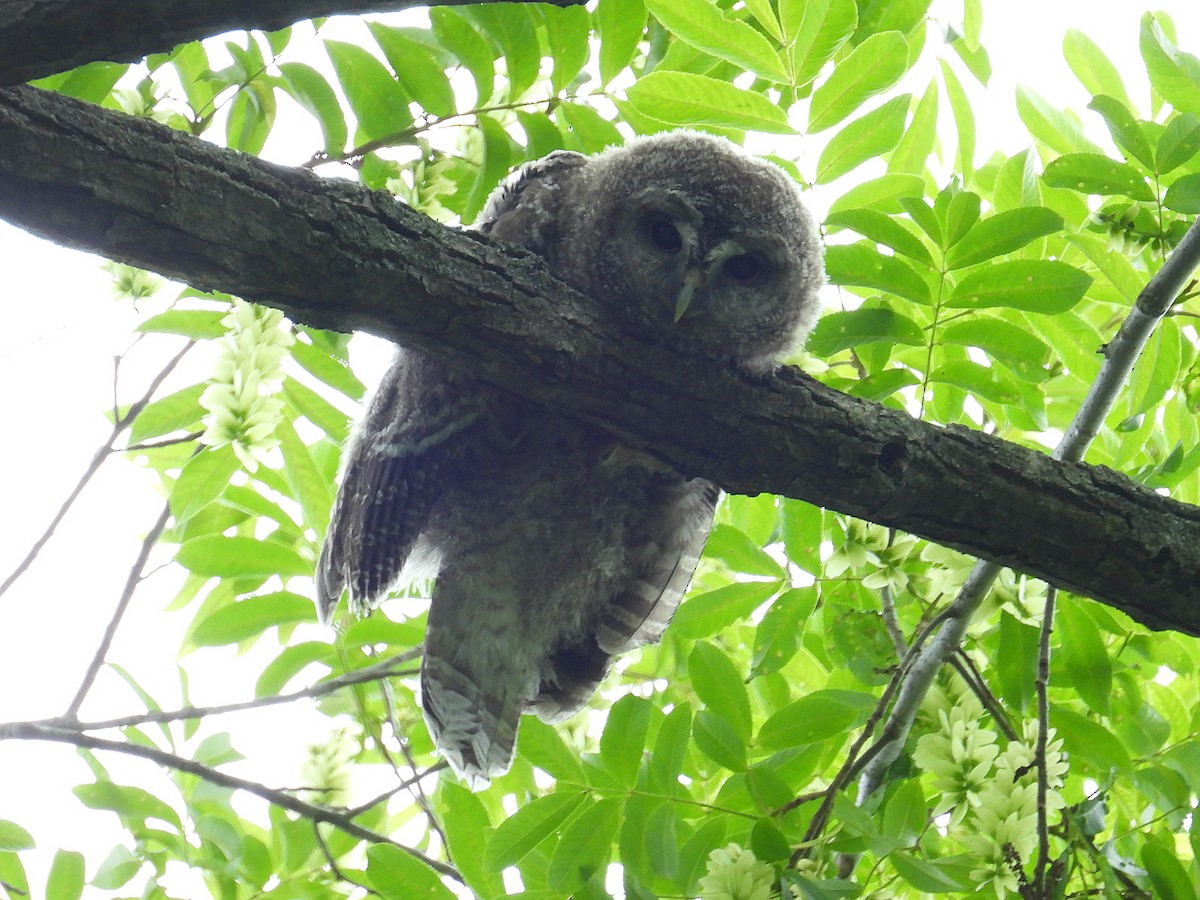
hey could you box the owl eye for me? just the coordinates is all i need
[645,217,684,254]
[724,253,765,284]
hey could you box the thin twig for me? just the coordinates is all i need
[64,500,173,719]
[1,721,462,883]
[1033,586,1058,894]
[26,649,419,731]
[0,340,195,600]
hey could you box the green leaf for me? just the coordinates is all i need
[170,445,239,523]
[1164,172,1200,213]
[176,535,309,579]
[127,383,205,446]
[1129,321,1182,417]
[945,206,1064,269]
[757,691,871,750]
[1157,113,1200,174]
[282,377,349,442]
[704,523,786,578]
[830,210,931,266]
[0,821,34,852]
[291,336,365,401]
[807,308,924,356]
[644,0,786,82]
[889,79,938,175]
[690,642,752,744]
[994,612,1039,712]
[46,850,85,900]
[367,844,456,899]
[941,318,1052,381]
[1016,86,1101,155]
[751,587,815,677]
[824,242,931,304]
[1050,705,1133,777]
[276,415,331,535]
[136,308,229,339]
[626,71,793,133]
[1142,841,1200,900]
[650,704,693,791]
[891,851,973,892]
[601,694,652,785]
[595,0,647,85]
[278,62,347,154]
[463,113,512,223]
[947,260,1091,312]
[429,9,496,104]
[465,4,541,99]
[75,781,182,830]
[540,5,591,94]
[808,31,908,132]
[785,0,857,91]
[484,791,588,869]
[670,581,778,639]
[693,709,747,771]
[943,190,980,248]
[827,173,924,216]
[930,359,1019,405]
[1140,13,1200,116]
[816,93,909,183]
[437,783,505,898]
[255,641,337,696]
[939,59,975,182]
[92,846,140,890]
[519,716,586,782]
[547,797,622,891]
[1042,152,1155,201]
[324,39,410,142]
[1064,30,1133,110]
[644,802,680,877]
[750,817,790,862]
[192,591,314,646]
[1087,95,1154,169]
[369,24,455,118]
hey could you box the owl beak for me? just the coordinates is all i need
[673,268,706,322]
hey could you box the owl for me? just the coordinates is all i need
[316,131,825,788]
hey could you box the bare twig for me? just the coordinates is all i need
[0,339,194,600]
[31,649,419,731]
[63,500,173,719]
[1,720,462,883]
[1033,586,1058,893]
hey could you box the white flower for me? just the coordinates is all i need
[697,844,775,900]
[199,300,293,471]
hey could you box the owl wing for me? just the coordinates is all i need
[532,479,723,723]
[315,352,484,623]
[475,149,588,245]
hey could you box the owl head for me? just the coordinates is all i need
[551,131,825,373]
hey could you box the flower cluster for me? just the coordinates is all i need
[388,153,457,222]
[199,300,293,471]
[916,691,1068,897]
[825,520,920,593]
[301,727,359,806]
[697,844,776,900]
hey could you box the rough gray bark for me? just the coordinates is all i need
[0,0,583,86]
[1,83,1199,634]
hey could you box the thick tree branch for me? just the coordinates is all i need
[0,0,584,87]
[2,84,1200,633]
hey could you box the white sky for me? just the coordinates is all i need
[3,0,1200,893]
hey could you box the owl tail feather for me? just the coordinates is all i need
[421,654,522,790]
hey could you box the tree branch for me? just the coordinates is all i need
[2,84,1200,633]
[0,0,585,87]
[0,720,461,882]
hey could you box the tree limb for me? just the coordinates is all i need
[0,0,584,87]
[0,720,461,882]
[2,84,1200,633]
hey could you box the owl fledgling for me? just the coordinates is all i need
[316,131,825,788]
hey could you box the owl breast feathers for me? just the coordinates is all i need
[316,131,825,788]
